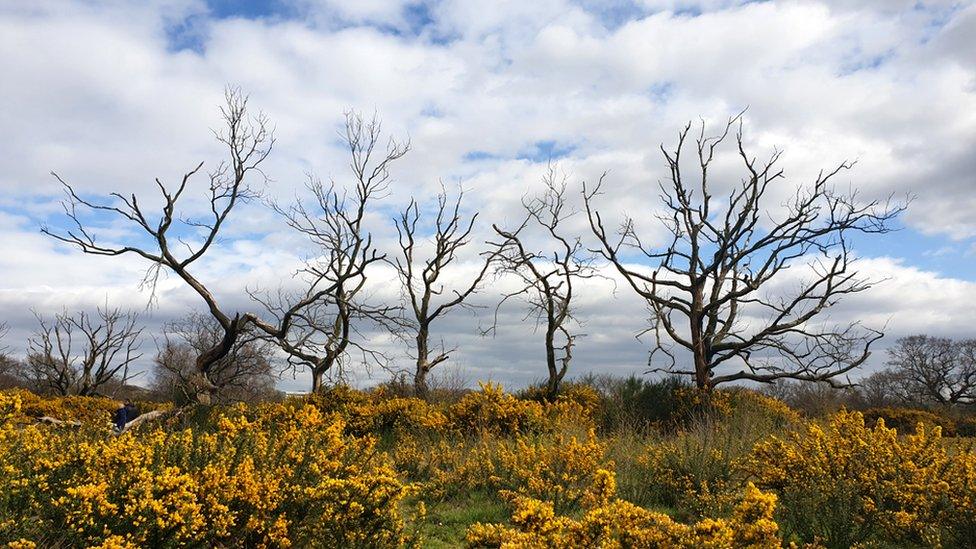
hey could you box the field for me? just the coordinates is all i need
[1,381,974,548]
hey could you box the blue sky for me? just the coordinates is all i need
[0,0,974,391]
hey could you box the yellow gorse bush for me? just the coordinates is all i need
[305,385,448,435]
[0,389,172,427]
[748,409,976,548]
[393,428,607,511]
[1,389,115,426]
[0,401,420,548]
[466,470,781,549]
[305,382,589,438]
[670,387,801,428]
[3,385,974,548]
[861,406,959,437]
[447,382,549,435]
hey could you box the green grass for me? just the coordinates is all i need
[415,491,508,548]
[408,481,677,547]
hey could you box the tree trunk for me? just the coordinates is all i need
[188,369,217,405]
[690,285,711,391]
[414,362,430,399]
[693,347,711,391]
[544,327,560,400]
[414,326,430,398]
[311,368,324,393]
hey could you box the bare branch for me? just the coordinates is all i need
[254,111,408,392]
[584,116,904,390]
[489,163,599,399]
[394,183,495,397]
[25,306,143,397]
[41,87,275,403]
[153,312,278,404]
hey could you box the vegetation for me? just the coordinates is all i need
[3,88,969,549]
[1,378,974,548]
[34,92,904,399]
[583,115,902,390]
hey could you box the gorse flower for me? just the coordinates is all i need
[748,410,974,548]
[0,397,421,548]
[466,472,782,548]
[1,387,973,548]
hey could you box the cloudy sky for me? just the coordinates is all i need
[0,0,974,392]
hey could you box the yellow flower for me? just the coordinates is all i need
[467,480,780,548]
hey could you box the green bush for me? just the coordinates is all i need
[862,407,957,437]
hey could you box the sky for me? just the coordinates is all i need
[0,0,974,392]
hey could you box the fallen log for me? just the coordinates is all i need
[35,416,82,427]
[119,409,167,434]
[118,407,193,434]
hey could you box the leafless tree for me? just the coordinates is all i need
[849,369,912,408]
[488,164,598,399]
[584,115,903,390]
[153,312,278,404]
[253,112,408,392]
[0,357,23,390]
[42,88,274,403]
[0,323,24,390]
[885,335,976,407]
[764,379,851,416]
[394,186,494,397]
[25,307,142,396]
[0,322,8,365]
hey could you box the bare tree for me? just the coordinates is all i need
[42,88,274,403]
[253,112,408,392]
[394,186,494,397]
[849,369,912,409]
[584,115,902,390]
[25,307,142,396]
[153,312,278,404]
[0,322,8,365]
[0,358,29,391]
[488,165,597,399]
[885,335,976,407]
[0,323,24,390]
[764,379,851,416]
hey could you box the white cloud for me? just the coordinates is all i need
[0,0,974,389]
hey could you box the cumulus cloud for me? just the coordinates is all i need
[0,0,973,390]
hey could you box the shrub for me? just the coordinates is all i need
[747,410,972,548]
[393,429,609,512]
[1,388,119,425]
[957,415,976,437]
[301,385,447,436]
[946,449,976,546]
[632,396,793,519]
[466,472,781,549]
[447,382,547,435]
[584,374,691,432]
[763,380,851,417]
[0,402,422,547]
[862,406,957,437]
[580,375,798,434]
[670,387,800,429]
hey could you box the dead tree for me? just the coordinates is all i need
[488,165,597,399]
[885,335,976,407]
[254,112,407,392]
[25,307,142,396]
[0,323,24,390]
[42,88,273,403]
[584,115,902,390]
[153,312,278,404]
[0,322,8,361]
[394,186,494,397]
